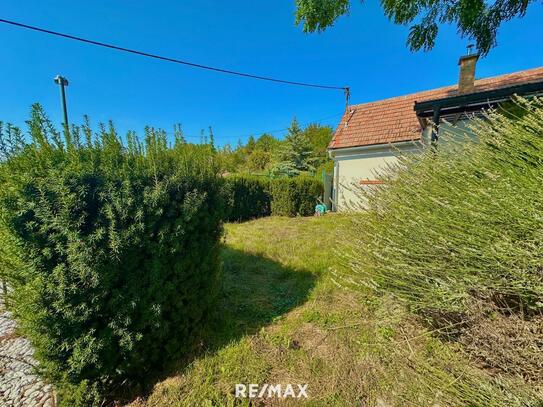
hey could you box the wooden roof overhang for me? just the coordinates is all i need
[414,80,543,118]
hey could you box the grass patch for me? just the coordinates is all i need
[129,215,541,406]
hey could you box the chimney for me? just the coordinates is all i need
[458,45,479,94]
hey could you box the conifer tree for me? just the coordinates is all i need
[208,126,215,151]
[275,118,316,176]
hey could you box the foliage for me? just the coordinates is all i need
[340,98,543,321]
[295,0,350,33]
[0,105,228,404]
[255,133,281,152]
[270,176,324,216]
[216,143,246,173]
[216,122,332,176]
[274,118,317,176]
[245,135,256,154]
[225,176,271,221]
[295,0,536,55]
[225,175,324,221]
[304,123,333,169]
[247,149,271,171]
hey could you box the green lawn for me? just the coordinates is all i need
[130,215,539,406]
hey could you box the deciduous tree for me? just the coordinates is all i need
[295,0,535,55]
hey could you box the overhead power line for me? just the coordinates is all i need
[0,18,349,92]
[236,112,343,138]
[179,112,344,141]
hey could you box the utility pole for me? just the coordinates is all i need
[54,75,69,131]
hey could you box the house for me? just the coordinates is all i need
[327,54,543,211]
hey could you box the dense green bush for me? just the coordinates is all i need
[0,105,228,404]
[341,97,543,320]
[225,176,271,221]
[225,175,323,221]
[270,176,323,217]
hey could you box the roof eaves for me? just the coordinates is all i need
[414,80,543,116]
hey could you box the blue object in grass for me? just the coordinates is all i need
[315,203,326,216]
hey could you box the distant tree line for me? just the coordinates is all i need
[215,118,334,177]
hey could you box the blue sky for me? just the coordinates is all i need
[1,1,542,145]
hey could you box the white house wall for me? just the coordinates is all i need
[329,119,479,212]
[331,143,421,211]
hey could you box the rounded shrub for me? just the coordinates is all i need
[0,105,229,404]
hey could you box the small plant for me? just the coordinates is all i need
[0,104,229,404]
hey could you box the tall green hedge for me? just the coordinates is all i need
[270,176,324,217]
[226,176,271,221]
[0,105,228,405]
[225,175,323,221]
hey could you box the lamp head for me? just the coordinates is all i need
[54,75,69,86]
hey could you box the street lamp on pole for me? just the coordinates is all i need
[54,75,69,131]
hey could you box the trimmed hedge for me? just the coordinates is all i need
[226,176,271,221]
[225,175,323,221]
[270,176,323,217]
[0,106,228,405]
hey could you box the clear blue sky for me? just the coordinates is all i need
[1,1,542,145]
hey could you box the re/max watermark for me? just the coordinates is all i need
[235,383,308,399]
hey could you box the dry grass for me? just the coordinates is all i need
[127,215,541,406]
[459,309,543,384]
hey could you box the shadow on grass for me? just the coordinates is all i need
[122,246,316,403]
[204,247,317,350]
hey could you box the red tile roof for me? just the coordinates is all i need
[329,66,543,150]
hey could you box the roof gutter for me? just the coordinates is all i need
[328,140,420,158]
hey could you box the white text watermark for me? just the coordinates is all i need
[235,383,308,399]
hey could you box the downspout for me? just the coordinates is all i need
[328,148,339,211]
[431,107,441,148]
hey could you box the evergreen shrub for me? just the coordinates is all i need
[225,175,323,221]
[225,176,271,221]
[270,176,323,217]
[0,105,228,404]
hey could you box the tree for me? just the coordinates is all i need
[275,118,316,176]
[245,135,256,154]
[294,0,534,55]
[247,149,272,171]
[255,133,280,152]
[208,126,215,151]
[217,143,245,172]
[304,123,333,167]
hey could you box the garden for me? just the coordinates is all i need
[0,99,542,406]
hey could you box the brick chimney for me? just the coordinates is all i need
[458,49,479,94]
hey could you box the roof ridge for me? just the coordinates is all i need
[346,65,543,110]
[474,65,543,84]
[347,85,455,109]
